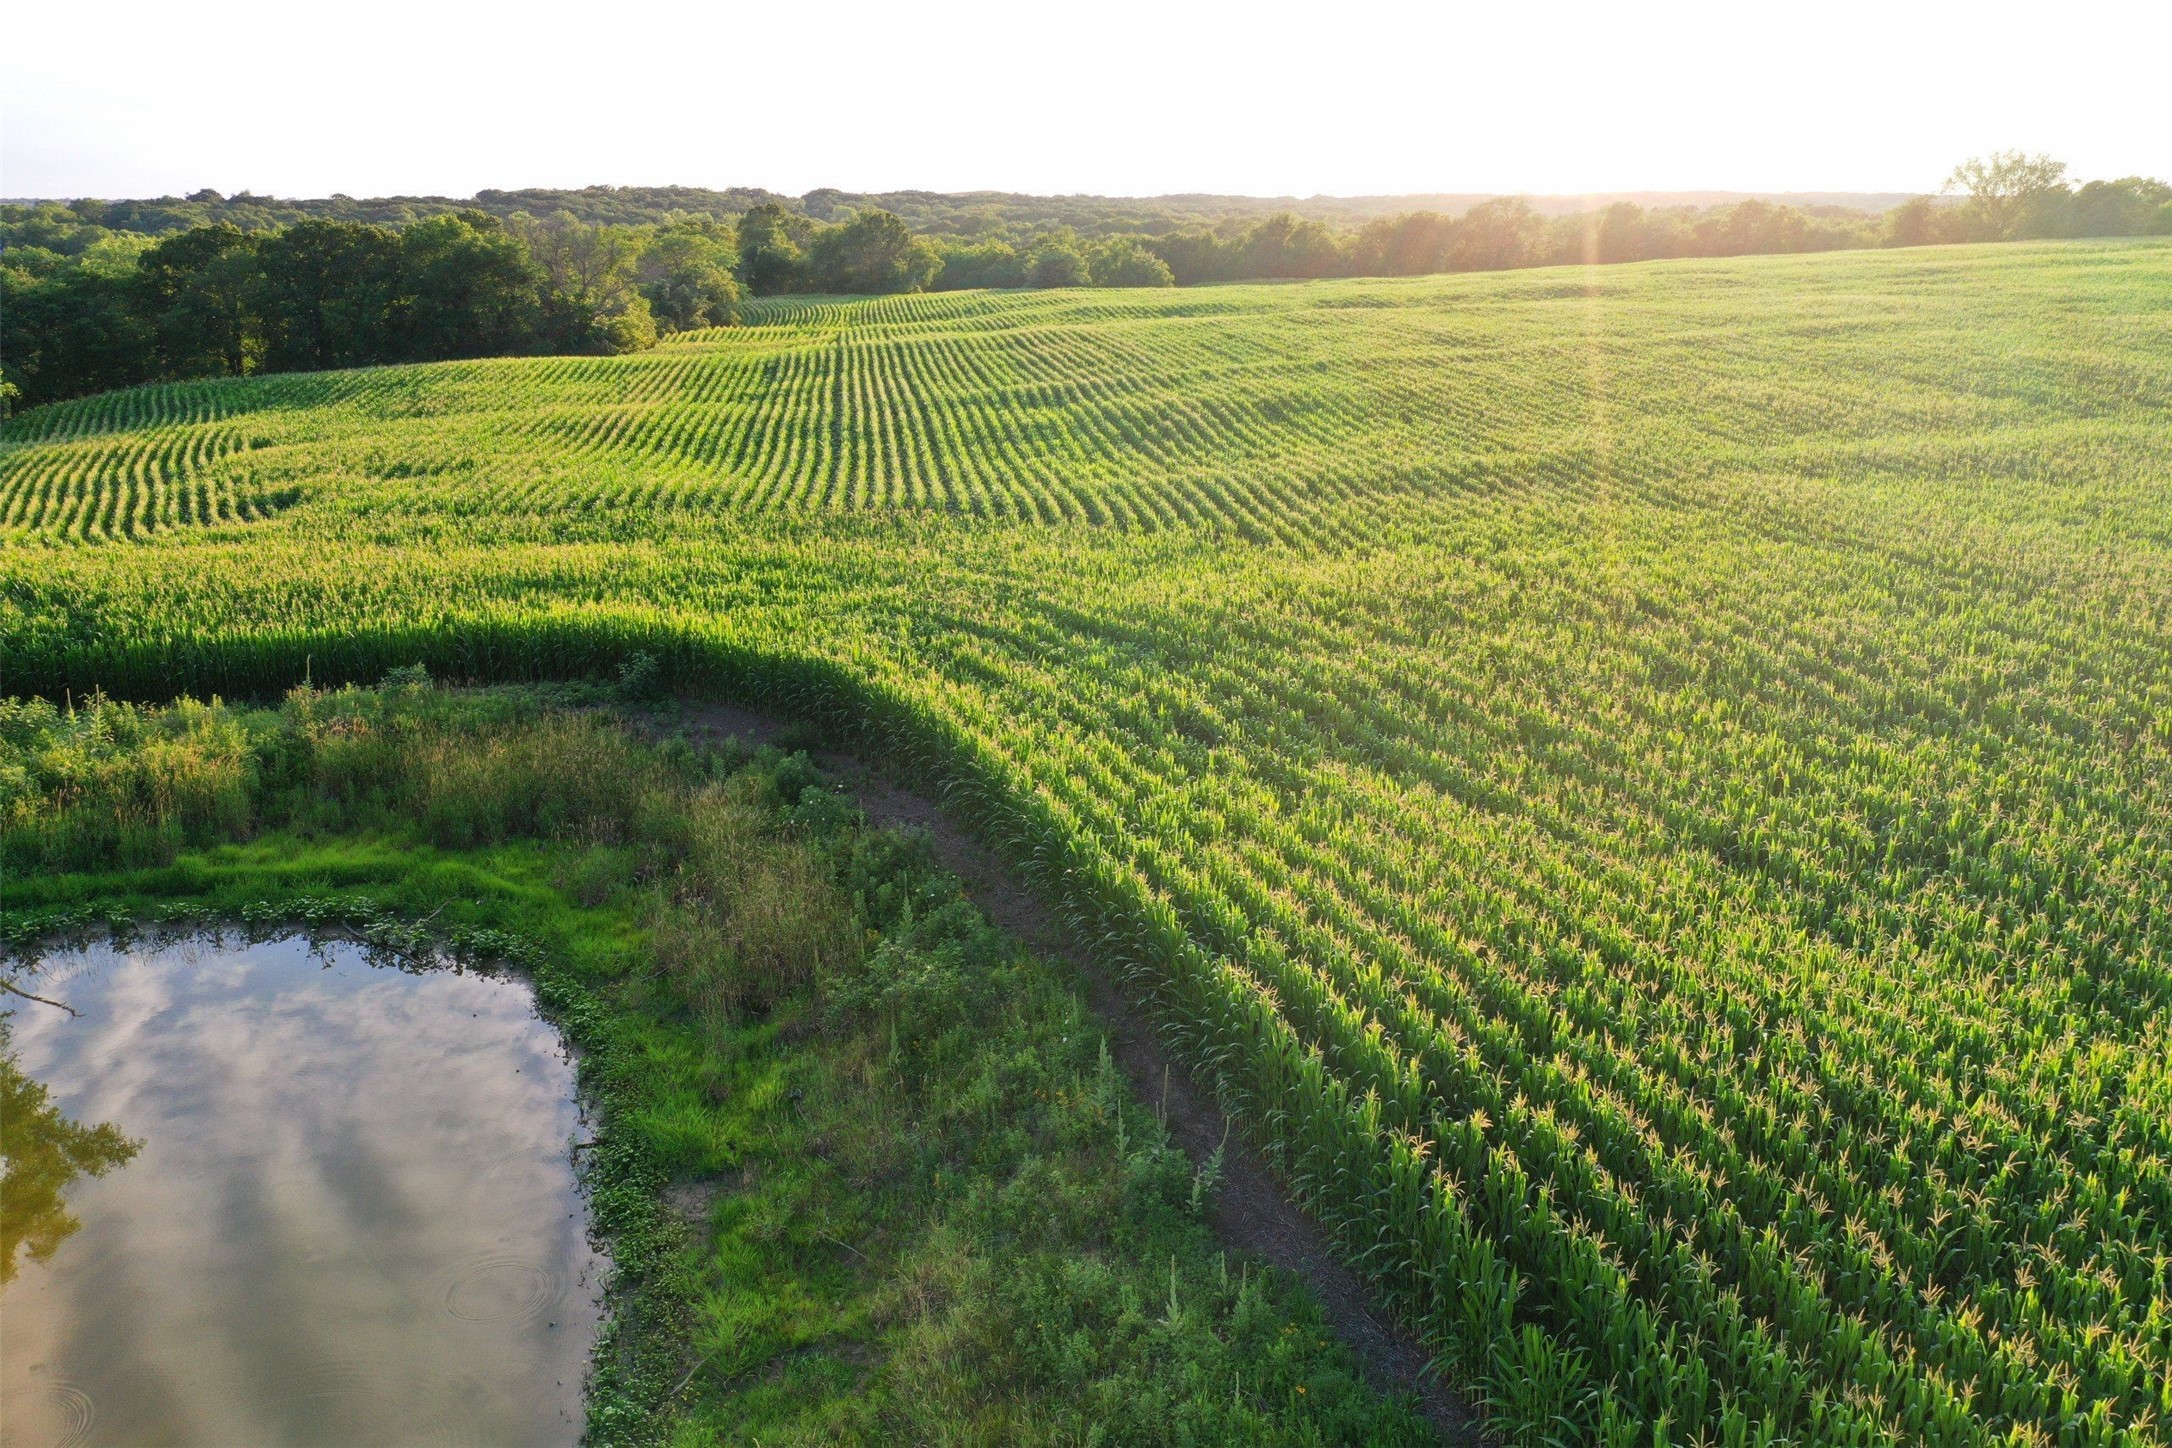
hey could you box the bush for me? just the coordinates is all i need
[648,778,861,1024]
[0,695,256,872]
[1088,237,1175,289]
[1027,242,1090,289]
[615,650,664,701]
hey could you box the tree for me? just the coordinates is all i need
[134,223,258,377]
[1352,212,1454,275]
[2066,177,2172,238]
[393,211,546,360]
[73,233,157,278]
[1026,236,1091,288]
[1591,203,1653,265]
[1240,213,1344,279]
[2,1027,140,1285]
[635,222,741,330]
[1882,197,1945,248]
[735,202,807,294]
[804,210,940,294]
[1708,199,1811,257]
[0,257,155,407]
[1,202,114,256]
[1086,236,1174,288]
[1146,230,1235,286]
[251,220,403,371]
[934,240,1026,290]
[1449,198,1541,271]
[509,212,656,353]
[1945,152,2069,240]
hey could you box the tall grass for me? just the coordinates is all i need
[0,696,257,872]
[0,685,1438,1444]
[647,776,861,1024]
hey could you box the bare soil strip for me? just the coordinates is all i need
[679,702,1483,1444]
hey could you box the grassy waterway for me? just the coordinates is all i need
[1,933,600,1447]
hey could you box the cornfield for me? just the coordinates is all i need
[6,239,2171,1446]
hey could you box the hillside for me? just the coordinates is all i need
[6,240,2172,1445]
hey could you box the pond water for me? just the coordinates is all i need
[0,935,602,1447]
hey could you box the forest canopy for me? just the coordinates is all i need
[6,157,2167,412]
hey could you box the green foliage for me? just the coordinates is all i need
[134,222,258,377]
[733,202,808,295]
[689,808,1430,1445]
[1087,236,1175,288]
[1142,229,1237,285]
[2068,177,2172,238]
[3,241,2172,1445]
[1239,212,1345,279]
[13,159,2172,408]
[1881,195,1947,248]
[6,210,652,407]
[0,259,155,406]
[392,211,548,360]
[1026,236,1091,288]
[1946,151,2071,239]
[1443,197,1544,270]
[0,687,1429,1445]
[645,776,860,1023]
[636,222,742,331]
[617,650,666,701]
[803,210,941,296]
[250,218,406,371]
[0,695,259,872]
[512,211,659,354]
[932,238,1027,290]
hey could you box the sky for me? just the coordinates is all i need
[6,0,2167,202]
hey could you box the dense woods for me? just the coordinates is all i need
[1,211,739,410]
[6,153,2166,411]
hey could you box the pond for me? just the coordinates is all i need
[1,934,603,1447]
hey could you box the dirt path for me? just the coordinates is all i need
[677,702,1484,1444]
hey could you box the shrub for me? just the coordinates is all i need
[648,778,861,1023]
[0,695,255,872]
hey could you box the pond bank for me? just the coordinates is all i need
[2,933,597,1446]
[2,683,1444,1444]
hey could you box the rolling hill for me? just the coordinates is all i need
[6,239,2171,1446]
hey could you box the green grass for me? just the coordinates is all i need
[0,687,1429,1445]
[5,240,2172,1445]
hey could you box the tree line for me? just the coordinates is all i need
[1132,156,2169,283]
[3,211,739,411]
[0,182,1926,247]
[6,155,2165,413]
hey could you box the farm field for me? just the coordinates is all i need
[6,239,2172,1445]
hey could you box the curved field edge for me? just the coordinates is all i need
[6,240,2171,1446]
[4,621,1777,1441]
[0,697,1438,1446]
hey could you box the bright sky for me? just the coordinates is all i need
[5,0,2166,202]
